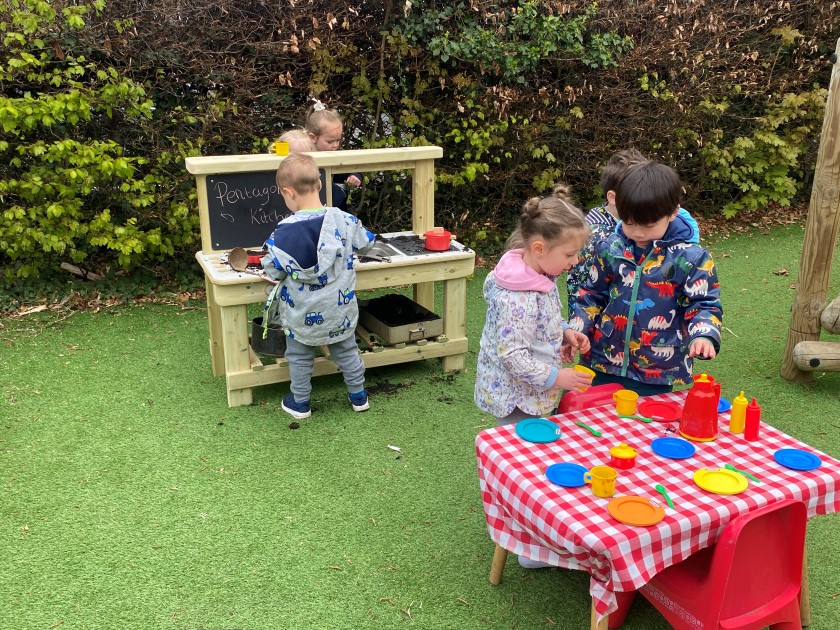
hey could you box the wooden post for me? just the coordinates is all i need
[413,157,437,312]
[442,276,468,371]
[801,553,811,627]
[782,38,840,382]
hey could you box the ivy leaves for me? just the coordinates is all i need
[398,2,631,84]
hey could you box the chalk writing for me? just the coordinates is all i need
[211,179,278,212]
[250,206,288,225]
[204,172,291,250]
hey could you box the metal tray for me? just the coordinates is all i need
[358,294,443,344]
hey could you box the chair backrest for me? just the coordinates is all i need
[708,499,808,624]
[558,383,623,413]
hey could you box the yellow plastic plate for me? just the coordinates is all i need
[693,467,749,495]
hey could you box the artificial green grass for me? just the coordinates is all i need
[1,224,839,629]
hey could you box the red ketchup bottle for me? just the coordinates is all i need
[743,397,761,441]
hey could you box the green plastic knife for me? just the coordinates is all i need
[724,463,760,482]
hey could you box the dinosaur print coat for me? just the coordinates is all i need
[570,215,722,387]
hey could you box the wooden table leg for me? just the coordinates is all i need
[489,544,508,585]
[590,599,608,630]
[204,278,225,378]
[442,276,467,371]
[221,303,254,407]
[414,281,435,313]
[801,552,811,627]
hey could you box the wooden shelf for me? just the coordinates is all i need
[231,336,468,390]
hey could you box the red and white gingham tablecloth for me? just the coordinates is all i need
[475,390,840,621]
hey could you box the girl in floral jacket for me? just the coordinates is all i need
[474,185,593,425]
[570,161,722,395]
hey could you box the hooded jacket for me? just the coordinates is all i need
[570,215,722,387]
[262,207,375,345]
[567,205,700,319]
[474,249,569,418]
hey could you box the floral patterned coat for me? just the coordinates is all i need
[474,250,569,418]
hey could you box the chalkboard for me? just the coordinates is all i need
[204,170,338,250]
[205,171,290,250]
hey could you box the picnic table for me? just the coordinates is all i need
[475,390,840,629]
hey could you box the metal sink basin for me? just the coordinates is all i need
[361,241,405,260]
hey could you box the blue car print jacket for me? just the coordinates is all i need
[261,207,375,346]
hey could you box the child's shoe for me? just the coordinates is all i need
[517,555,552,569]
[348,390,370,412]
[282,394,311,419]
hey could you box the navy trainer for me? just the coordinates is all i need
[282,394,311,419]
[348,390,370,412]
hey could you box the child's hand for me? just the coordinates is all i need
[346,175,362,187]
[561,329,591,363]
[560,345,574,364]
[261,272,279,285]
[552,367,594,394]
[689,337,716,359]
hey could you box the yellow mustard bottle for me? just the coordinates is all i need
[729,391,748,434]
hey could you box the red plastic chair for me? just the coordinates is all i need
[609,499,807,630]
[557,383,623,413]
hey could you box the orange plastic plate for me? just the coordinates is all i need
[608,495,666,526]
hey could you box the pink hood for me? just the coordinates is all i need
[492,249,557,293]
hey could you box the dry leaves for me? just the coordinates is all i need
[4,290,206,319]
[695,203,808,239]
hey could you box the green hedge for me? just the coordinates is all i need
[1,0,837,283]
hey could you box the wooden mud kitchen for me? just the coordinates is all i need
[186,146,475,407]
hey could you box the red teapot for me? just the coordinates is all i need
[679,373,721,442]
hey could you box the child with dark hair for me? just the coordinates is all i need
[566,149,699,318]
[570,161,722,396]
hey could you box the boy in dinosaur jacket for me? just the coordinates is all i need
[570,161,722,395]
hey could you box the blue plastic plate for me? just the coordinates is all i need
[718,397,732,413]
[651,436,696,460]
[515,418,561,443]
[773,448,822,471]
[545,462,588,487]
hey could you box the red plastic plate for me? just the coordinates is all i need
[637,400,681,423]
